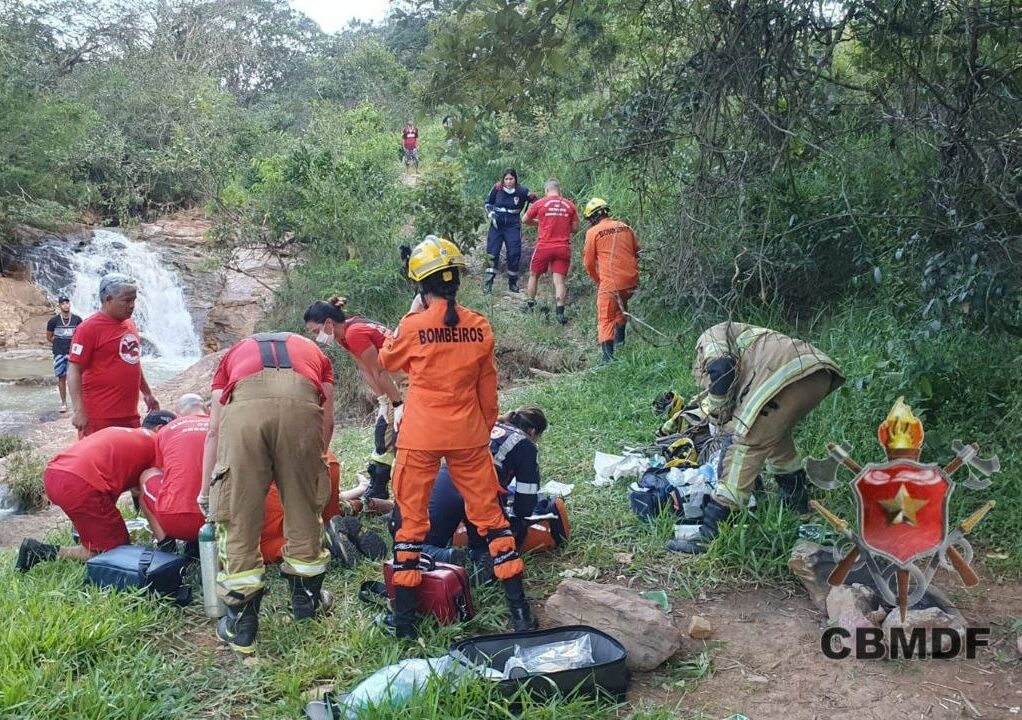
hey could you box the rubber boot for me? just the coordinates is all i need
[522,299,536,314]
[483,271,495,295]
[666,497,733,554]
[502,576,538,632]
[328,515,389,562]
[508,276,520,293]
[556,305,567,325]
[15,538,58,572]
[381,585,418,640]
[615,323,626,345]
[216,591,263,654]
[776,469,811,515]
[283,572,334,621]
[599,341,615,365]
[364,462,391,501]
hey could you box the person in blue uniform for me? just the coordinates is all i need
[483,168,537,294]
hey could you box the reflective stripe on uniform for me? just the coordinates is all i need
[720,444,753,506]
[282,550,330,577]
[492,426,526,469]
[702,327,770,360]
[735,356,822,431]
[515,482,540,495]
[765,456,803,475]
[217,567,264,590]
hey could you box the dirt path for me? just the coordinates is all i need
[634,583,1022,719]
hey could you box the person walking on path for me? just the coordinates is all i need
[522,179,578,324]
[483,168,536,294]
[46,295,82,413]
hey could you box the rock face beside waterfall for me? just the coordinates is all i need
[135,210,286,352]
[0,277,53,349]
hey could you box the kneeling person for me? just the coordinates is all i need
[16,412,174,571]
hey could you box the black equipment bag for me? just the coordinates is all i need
[86,544,192,605]
[450,625,629,701]
[628,467,684,522]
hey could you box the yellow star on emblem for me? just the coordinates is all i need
[878,484,928,526]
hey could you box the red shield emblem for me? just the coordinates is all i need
[854,461,950,565]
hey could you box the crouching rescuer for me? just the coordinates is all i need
[379,236,537,639]
[199,331,336,654]
[668,322,844,554]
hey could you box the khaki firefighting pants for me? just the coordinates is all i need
[209,370,331,605]
[391,446,523,587]
[715,370,834,508]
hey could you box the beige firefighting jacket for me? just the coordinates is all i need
[692,322,844,437]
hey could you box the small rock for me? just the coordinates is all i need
[788,540,830,610]
[613,552,634,564]
[745,674,769,684]
[559,565,599,580]
[868,609,889,625]
[242,656,262,668]
[827,584,878,638]
[688,615,713,639]
[882,606,965,655]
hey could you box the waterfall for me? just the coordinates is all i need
[21,229,202,361]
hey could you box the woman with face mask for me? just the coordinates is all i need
[483,167,537,295]
[304,297,403,500]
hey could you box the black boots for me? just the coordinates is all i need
[508,276,520,293]
[468,547,496,586]
[502,576,538,632]
[283,572,334,621]
[776,469,811,514]
[556,305,566,325]
[15,538,58,572]
[217,591,263,654]
[326,515,389,567]
[666,497,733,554]
[615,323,626,345]
[387,585,419,640]
[364,463,390,500]
[600,341,615,364]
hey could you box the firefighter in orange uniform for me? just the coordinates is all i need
[582,198,640,364]
[378,236,537,639]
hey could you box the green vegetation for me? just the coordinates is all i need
[3,449,47,512]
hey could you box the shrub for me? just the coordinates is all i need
[4,449,47,513]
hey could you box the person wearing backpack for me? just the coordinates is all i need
[304,297,404,501]
[378,236,537,639]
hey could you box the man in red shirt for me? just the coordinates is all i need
[68,273,159,437]
[139,393,210,553]
[15,411,175,572]
[523,179,579,325]
[401,119,419,172]
[199,332,335,654]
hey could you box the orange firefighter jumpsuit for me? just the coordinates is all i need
[582,217,640,343]
[378,301,523,588]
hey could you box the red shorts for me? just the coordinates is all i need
[141,472,204,542]
[530,244,571,275]
[81,415,140,439]
[43,468,128,552]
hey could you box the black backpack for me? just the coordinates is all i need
[628,468,684,522]
[86,544,192,605]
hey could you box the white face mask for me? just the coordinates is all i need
[315,325,336,346]
[503,185,516,194]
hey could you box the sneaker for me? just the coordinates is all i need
[326,518,364,567]
[59,404,68,414]
[521,301,536,314]
[15,538,58,572]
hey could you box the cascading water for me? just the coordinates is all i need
[24,229,202,360]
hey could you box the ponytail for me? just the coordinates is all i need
[444,296,459,327]
[420,268,461,327]
[501,405,548,436]
[304,296,348,324]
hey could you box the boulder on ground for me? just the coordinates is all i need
[688,615,713,640]
[543,578,684,671]
[788,540,832,610]
[827,583,878,639]
[881,605,966,654]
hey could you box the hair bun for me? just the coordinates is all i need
[329,296,348,309]
[400,245,412,261]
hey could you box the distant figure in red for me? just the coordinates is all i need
[402,119,419,172]
[68,273,159,437]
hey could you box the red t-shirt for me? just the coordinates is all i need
[341,318,392,357]
[154,414,209,514]
[49,427,156,495]
[402,127,418,149]
[524,196,578,247]
[68,313,143,420]
[211,334,334,403]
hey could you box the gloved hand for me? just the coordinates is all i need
[196,493,210,518]
[393,401,405,431]
[376,394,390,422]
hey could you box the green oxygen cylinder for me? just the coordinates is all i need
[198,522,226,618]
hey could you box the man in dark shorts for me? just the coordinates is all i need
[46,296,82,413]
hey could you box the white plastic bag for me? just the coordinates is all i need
[593,451,650,486]
[335,656,463,718]
[504,635,595,677]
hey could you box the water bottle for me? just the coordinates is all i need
[198,522,226,618]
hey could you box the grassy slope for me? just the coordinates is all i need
[1,282,1019,719]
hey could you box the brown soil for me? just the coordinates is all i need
[633,583,1022,719]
